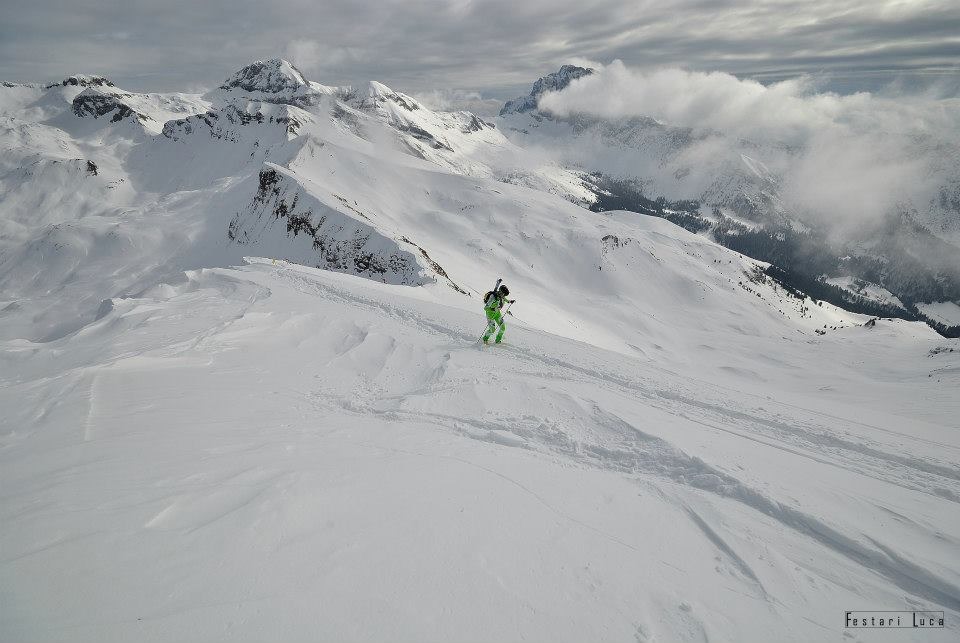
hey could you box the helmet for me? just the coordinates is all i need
[498,284,510,296]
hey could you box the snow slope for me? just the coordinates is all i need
[2,60,959,642]
[918,301,960,327]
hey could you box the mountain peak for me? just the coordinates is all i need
[71,87,150,124]
[367,81,423,111]
[219,59,309,94]
[50,75,115,89]
[500,65,594,115]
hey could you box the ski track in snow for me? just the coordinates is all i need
[280,263,959,501]
[271,262,960,615]
[2,257,957,642]
[2,254,957,641]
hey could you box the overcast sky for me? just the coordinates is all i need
[2,0,958,101]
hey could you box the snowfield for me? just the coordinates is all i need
[1,60,958,642]
[918,301,960,328]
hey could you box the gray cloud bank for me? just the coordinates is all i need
[1,0,958,99]
[536,61,960,242]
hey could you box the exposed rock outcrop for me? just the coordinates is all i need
[229,167,427,285]
[71,88,150,123]
[51,75,115,89]
[500,65,594,115]
[161,104,302,141]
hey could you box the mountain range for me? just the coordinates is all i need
[2,59,958,642]
[498,65,960,336]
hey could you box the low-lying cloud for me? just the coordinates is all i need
[539,61,959,142]
[537,61,960,240]
[410,89,504,117]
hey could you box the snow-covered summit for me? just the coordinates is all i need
[500,64,594,115]
[71,87,151,124]
[50,74,115,89]
[211,58,337,107]
[219,59,308,94]
[366,80,423,111]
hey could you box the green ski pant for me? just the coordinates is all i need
[483,308,505,342]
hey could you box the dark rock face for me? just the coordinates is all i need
[162,105,301,141]
[86,160,98,175]
[216,59,328,108]
[71,89,148,123]
[229,169,425,285]
[219,59,308,94]
[55,75,115,88]
[395,122,453,151]
[500,65,594,115]
[399,236,468,294]
[461,114,487,133]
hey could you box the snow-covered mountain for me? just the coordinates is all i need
[500,64,595,115]
[497,67,960,334]
[498,66,793,216]
[2,60,958,642]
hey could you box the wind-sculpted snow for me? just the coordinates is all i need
[3,258,956,641]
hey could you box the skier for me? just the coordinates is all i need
[482,279,515,344]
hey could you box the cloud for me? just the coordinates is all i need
[1,1,958,95]
[539,60,958,142]
[536,60,960,238]
[410,89,503,116]
[284,39,357,80]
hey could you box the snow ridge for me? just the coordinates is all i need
[229,165,427,286]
